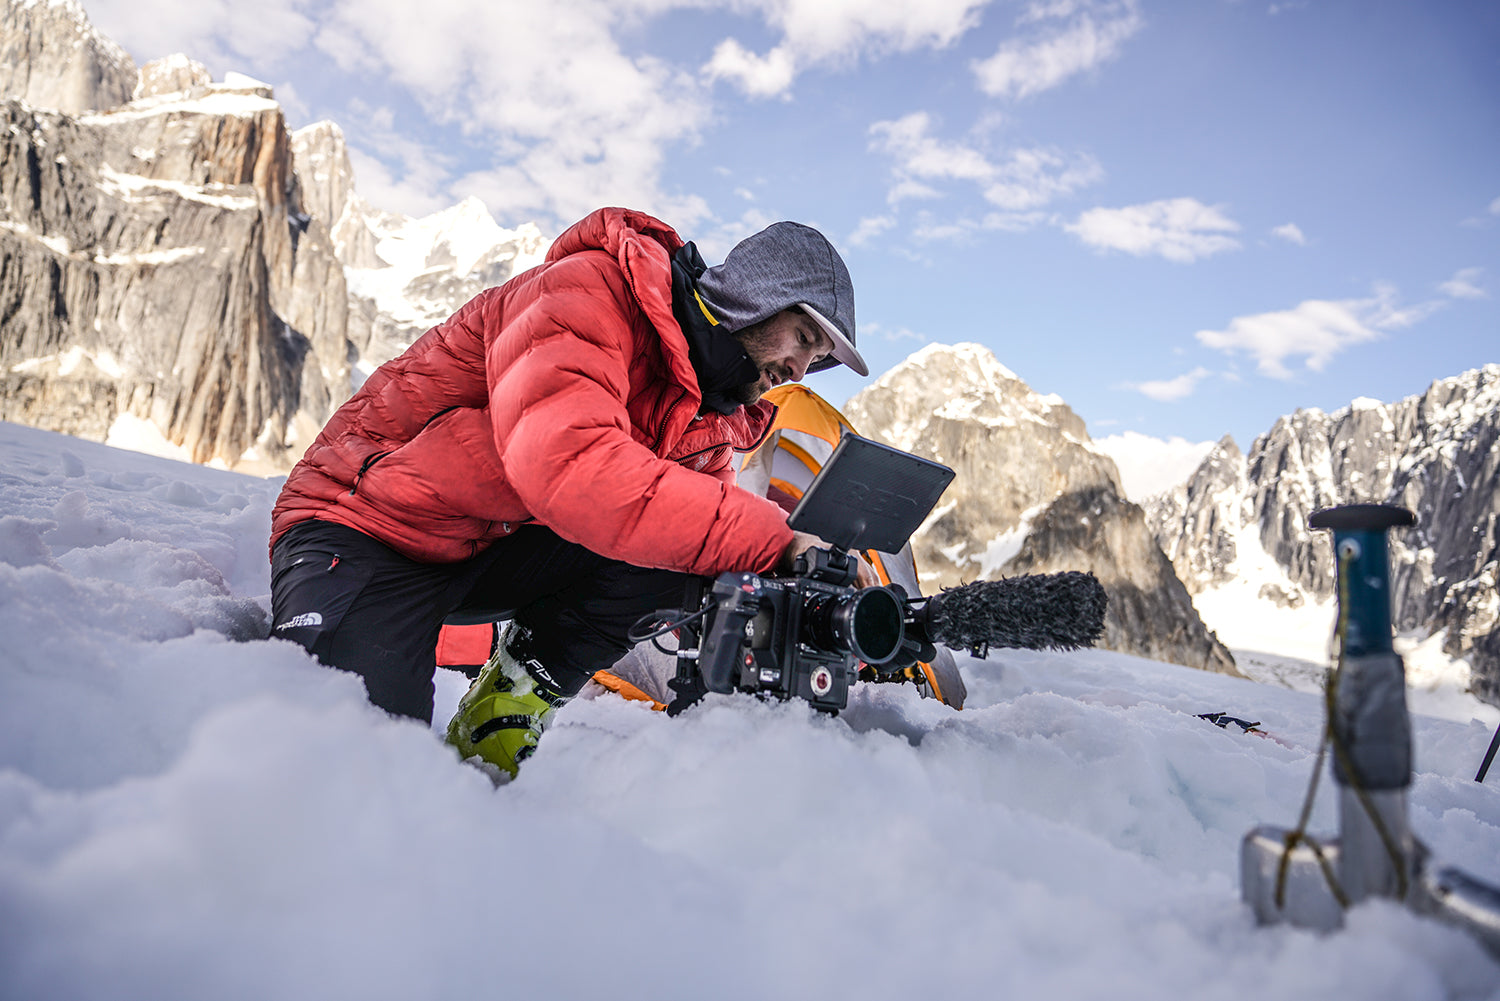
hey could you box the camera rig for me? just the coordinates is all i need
[629,435,1108,716]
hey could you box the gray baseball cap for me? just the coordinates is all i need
[695,221,866,377]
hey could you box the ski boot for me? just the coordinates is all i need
[446,624,570,781]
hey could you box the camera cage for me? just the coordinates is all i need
[785,433,955,555]
[634,433,958,715]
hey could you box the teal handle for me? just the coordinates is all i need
[1309,504,1414,656]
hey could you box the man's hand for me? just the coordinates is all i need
[777,531,880,588]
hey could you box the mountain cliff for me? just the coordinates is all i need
[0,0,135,113]
[0,0,548,469]
[845,343,1239,676]
[1147,366,1500,703]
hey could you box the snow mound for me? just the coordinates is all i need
[1,420,1497,1000]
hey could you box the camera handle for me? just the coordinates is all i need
[793,544,859,586]
[665,577,709,717]
[696,573,765,694]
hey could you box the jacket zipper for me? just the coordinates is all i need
[350,451,389,495]
[668,402,777,462]
[649,389,691,453]
[673,442,731,463]
[424,405,460,428]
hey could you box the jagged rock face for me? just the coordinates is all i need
[0,76,352,468]
[290,122,383,271]
[2,100,297,466]
[845,344,1117,582]
[135,54,212,101]
[1009,488,1241,675]
[1150,366,1500,702]
[1145,435,1246,594]
[1,0,556,471]
[846,343,1238,675]
[0,0,136,113]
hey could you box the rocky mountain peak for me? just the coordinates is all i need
[848,343,1237,676]
[1,0,137,112]
[135,54,212,101]
[859,342,1092,453]
[290,119,382,270]
[2,0,561,472]
[1150,364,1500,702]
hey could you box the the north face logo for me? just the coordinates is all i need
[276,612,324,631]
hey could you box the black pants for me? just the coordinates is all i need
[269,520,690,722]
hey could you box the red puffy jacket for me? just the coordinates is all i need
[270,208,794,575]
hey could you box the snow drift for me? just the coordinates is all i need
[1,420,1498,1001]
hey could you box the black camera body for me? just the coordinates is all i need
[635,434,1108,717]
[694,547,908,714]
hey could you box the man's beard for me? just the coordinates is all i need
[728,376,766,407]
[729,324,788,405]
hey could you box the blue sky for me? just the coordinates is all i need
[84,0,1498,449]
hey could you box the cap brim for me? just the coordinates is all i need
[798,303,868,377]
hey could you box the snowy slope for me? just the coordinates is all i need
[1,420,1498,1000]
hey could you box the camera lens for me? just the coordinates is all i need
[803,586,905,665]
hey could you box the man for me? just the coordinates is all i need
[268,206,870,777]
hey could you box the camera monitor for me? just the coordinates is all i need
[786,434,955,554]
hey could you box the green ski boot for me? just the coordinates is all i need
[446,625,570,781]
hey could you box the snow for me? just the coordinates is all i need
[344,200,549,332]
[98,165,259,211]
[105,413,198,464]
[2,419,1498,1000]
[10,345,125,379]
[0,217,73,256]
[79,90,281,124]
[93,246,206,267]
[1097,431,1218,501]
[1190,522,1495,728]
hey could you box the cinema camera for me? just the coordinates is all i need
[630,435,1109,716]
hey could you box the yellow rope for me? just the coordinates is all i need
[1274,543,1410,911]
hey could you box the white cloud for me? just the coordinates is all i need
[869,111,1100,220]
[689,208,783,262]
[1095,430,1216,500]
[1491,196,1500,215]
[886,179,943,205]
[984,147,1103,210]
[309,0,717,227]
[973,0,1143,100]
[981,210,1049,231]
[347,147,454,219]
[1195,287,1435,379]
[910,213,981,243]
[1271,222,1305,245]
[1126,366,1211,403]
[706,0,989,98]
[703,40,796,98]
[848,215,897,246]
[85,0,316,74]
[92,0,728,228]
[1066,198,1241,262]
[863,321,928,343]
[1439,267,1487,300]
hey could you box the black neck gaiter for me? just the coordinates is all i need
[671,243,759,415]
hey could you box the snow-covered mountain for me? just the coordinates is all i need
[288,123,547,386]
[1148,365,1500,705]
[846,343,1238,676]
[0,0,549,471]
[3,418,1498,1000]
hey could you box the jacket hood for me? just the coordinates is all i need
[546,207,698,394]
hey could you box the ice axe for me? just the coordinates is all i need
[1240,503,1500,957]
